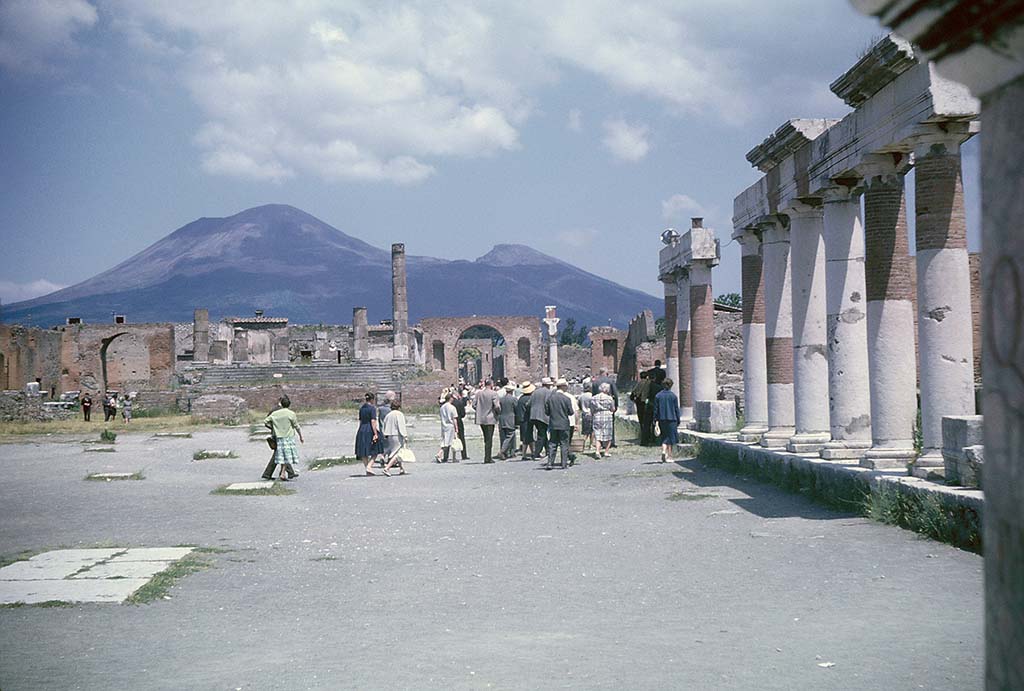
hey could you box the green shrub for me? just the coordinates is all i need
[100,429,117,443]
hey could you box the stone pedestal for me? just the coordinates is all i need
[913,132,976,470]
[695,399,737,434]
[820,187,872,460]
[737,230,768,442]
[860,164,919,469]
[785,204,831,453]
[391,243,410,360]
[759,218,795,449]
[941,415,983,486]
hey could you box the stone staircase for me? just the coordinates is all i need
[181,361,417,392]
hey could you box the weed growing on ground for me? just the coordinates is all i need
[84,472,144,481]
[0,600,75,609]
[84,446,116,453]
[100,429,117,443]
[311,556,338,561]
[192,450,238,460]
[666,491,717,501]
[211,483,295,496]
[308,456,361,471]
[865,484,981,551]
[126,552,214,605]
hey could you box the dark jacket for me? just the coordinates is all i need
[530,386,552,423]
[515,393,532,426]
[654,389,680,422]
[497,392,517,429]
[544,390,575,431]
[452,397,467,420]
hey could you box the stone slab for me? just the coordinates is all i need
[109,547,194,562]
[88,473,137,480]
[0,578,150,604]
[71,561,173,580]
[0,549,125,581]
[223,482,275,492]
[694,400,737,434]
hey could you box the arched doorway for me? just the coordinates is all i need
[457,325,505,385]
[101,332,151,392]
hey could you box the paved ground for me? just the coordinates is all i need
[0,414,983,689]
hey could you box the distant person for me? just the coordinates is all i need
[80,393,93,422]
[381,401,408,476]
[578,390,594,453]
[264,395,304,481]
[496,382,517,460]
[655,379,681,463]
[436,393,459,463]
[473,379,500,463]
[262,400,298,480]
[515,381,535,459]
[544,379,575,469]
[646,360,666,388]
[355,392,380,476]
[104,393,117,422]
[451,387,469,461]
[121,394,133,424]
[529,377,553,459]
[372,392,394,468]
[592,382,616,458]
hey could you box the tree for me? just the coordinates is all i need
[655,317,666,338]
[559,317,578,345]
[716,292,741,309]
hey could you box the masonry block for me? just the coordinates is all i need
[694,399,737,433]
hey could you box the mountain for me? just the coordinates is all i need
[2,204,661,329]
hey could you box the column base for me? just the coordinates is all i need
[859,446,917,470]
[760,427,795,449]
[738,424,768,443]
[911,449,946,480]
[787,432,831,454]
[819,440,872,460]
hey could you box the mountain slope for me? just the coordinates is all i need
[3,204,660,328]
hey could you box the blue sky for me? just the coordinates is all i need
[0,1,980,307]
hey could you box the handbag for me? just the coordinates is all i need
[451,436,463,453]
[397,447,416,464]
[266,436,277,450]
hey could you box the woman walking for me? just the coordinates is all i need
[264,396,304,480]
[372,392,393,468]
[381,401,408,476]
[436,392,458,462]
[592,383,616,458]
[654,379,681,463]
[578,390,594,453]
[355,392,380,476]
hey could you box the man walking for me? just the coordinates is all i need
[496,382,517,460]
[473,379,500,463]
[545,379,575,469]
[631,372,653,445]
[515,381,535,459]
[80,392,93,422]
[529,377,553,459]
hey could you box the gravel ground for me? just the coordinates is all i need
[0,413,983,690]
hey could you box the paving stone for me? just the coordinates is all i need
[26,548,124,564]
[109,547,194,562]
[223,482,275,491]
[0,578,150,604]
[87,473,136,480]
[0,560,84,581]
[71,561,173,580]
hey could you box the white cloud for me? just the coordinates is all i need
[0,279,67,304]
[0,0,98,75]
[602,119,649,162]
[556,228,598,248]
[567,108,582,132]
[661,193,706,221]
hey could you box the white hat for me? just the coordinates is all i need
[556,378,568,387]
[541,376,552,385]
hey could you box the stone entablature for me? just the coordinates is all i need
[830,34,917,108]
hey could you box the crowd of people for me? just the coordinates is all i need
[78,391,135,424]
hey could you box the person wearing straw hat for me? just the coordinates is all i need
[529,377,553,459]
[515,381,535,459]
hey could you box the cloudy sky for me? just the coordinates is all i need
[0,0,980,307]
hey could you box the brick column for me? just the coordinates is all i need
[689,260,716,405]
[737,229,768,442]
[675,269,693,423]
[759,217,795,448]
[662,278,679,400]
[819,185,872,459]
[859,162,918,468]
[785,203,832,453]
[912,133,975,472]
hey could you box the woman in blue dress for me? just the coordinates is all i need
[355,392,380,476]
[654,378,680,463]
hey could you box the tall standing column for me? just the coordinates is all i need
[675,269,693,424]
[913,133,975,470]
[391,243,410,360]
[353,307,369,360]
[689,260,716,404]
[819,185,873,459]
[786,203,832,453]
[737,230,768,442]
[860,162,918,468]
[662,278,679,400]
[193,308,210,363]
[543,306,559,379]
[759,218,795,448]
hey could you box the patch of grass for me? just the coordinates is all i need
[84,472,144,481]
[666,491,717,501]
[0,412,207,438]
[308,455,361,471]
[0,600,75,609]
[132,406,179,419]
[311,555,338,562]
[192,450,238,460]
[0,549,39,569]
[100,429,118,443]
[84,446,116,453]
[126,552,215,605]
[865,483,981,552]
[211,483,295,496]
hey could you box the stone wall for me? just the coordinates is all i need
[0,325,63,396]
[58,323,176,395]
[288,325,353,362]
[588,327,626,375]
[715,311,744,412]
[557,344,591,381]
[0,391,75,423]
[419,316,541,382]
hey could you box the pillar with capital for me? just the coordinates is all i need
[674,268,693,423]
[543,305,559,379]
[759,216,796,448]
[689,254,717,406]
[736,229,768,442]
[661,277,679,401]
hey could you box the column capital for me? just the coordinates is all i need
[735,227,762,252]
[857,152,912,182]
[782,199,824,219]
[757,215,790,243]
[821,180,862,204]
[907,122,976,159]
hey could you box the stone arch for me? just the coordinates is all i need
[101,332,152,392]
[419,316,542,383]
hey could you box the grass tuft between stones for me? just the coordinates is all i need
[192,450,238,460]
[126,552,215,605]
[84,472,144,481]
[211,483,295,496]
[307,456,361,471]
[1,600,75,609]
[666,491,717,501]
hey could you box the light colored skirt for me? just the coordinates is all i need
[274,436,299,466]
[593,410,614,442]
[440,424,455,446]
[385,434,404,460]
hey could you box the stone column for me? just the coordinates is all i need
[689,259,716,405]
[192,308,210,363]
[675,269,693,423]
[860,162,918,468]
[912,132,975,471]
[819,185,873,459]
[352,307,369,360]
[737,230,768,442]
[391,243,410,361]
[543,306,559,379]
[759,217,795,448]
[785,203,832,453]
[662,278,679,400]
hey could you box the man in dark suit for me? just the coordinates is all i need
[545,379,576,469]
[452,388,469,460]
[495,383,517,459]
[646,359,667,388]
[631,371,654,445]
[529,377,553,459]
